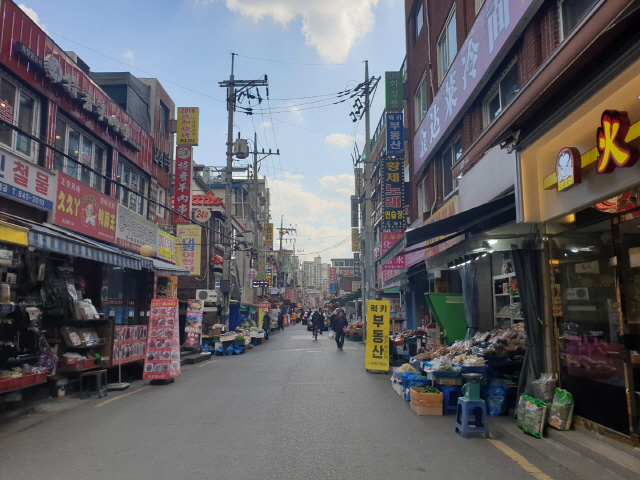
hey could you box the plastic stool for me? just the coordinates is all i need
[439,385,462,415]
[79,369,108,399]
[455,397,489,438]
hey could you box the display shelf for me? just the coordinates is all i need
[493,273,521,327]
[0,380,47,395]
[58,365,100,373]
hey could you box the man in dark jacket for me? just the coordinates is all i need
[329,311,338,331]
[262,312,270,340]
[277,312,284,331]
[311,310,324,336]
[333,309,348,350]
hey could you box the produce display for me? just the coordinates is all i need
[419,386,441,394]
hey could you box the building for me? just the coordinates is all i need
[302,256,329,291]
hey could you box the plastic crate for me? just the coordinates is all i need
[34,372,48,383]
[6,376,23,390]
[59,358,95,371]
[21,373,37,385]
[0,377,10,391]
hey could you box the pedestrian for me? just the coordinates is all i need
[329,310,338,331]
[333,309,348,350]
[262,311,270,340]
[291,311,297,325]
[278,311,284,331]
[311,310,324,336]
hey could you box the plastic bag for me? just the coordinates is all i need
[531,373,556,403]
[523,396,547,438]
[328,332,335,340]
[486,379,509,416]
[548,388,574,431]
[516,394,530,429]
[404,377,430,402]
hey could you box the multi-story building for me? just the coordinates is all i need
[302,256,329,292]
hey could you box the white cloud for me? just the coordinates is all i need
[225,0,379,62]
[326,133,354,148]
[259,121,271,128]
[121,49,135,65]
[18,4,46,32]
[283,171,304,180]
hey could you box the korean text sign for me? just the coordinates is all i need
[176,107,200,145]
[113,325,148,366]
[264,223,274,250]
[176,225,201,275]
[351,228,360,252]
[381,232,405,271]
[143,299,181,380]
[115,205,158,253]
[365,300,390,371]
[173,146,192,224]
[158,230,176,263]
[381,157,404,230]
[0,152,55,211]
[386,112,404,155]
[184,300,204,347]
[54,172,118,243]
[385,71,402,111]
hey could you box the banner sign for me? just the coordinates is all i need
[365,300,390,371]
[176,224,201,275]
[381,232,405,270]
[143,298,180,380]
[385,71,402,111]
[414,0,538,173]
[386,112,404,155]
[257,247,266,280]
[173,146,192,224]
[184,300,203,347]
[115,204,158,254]
[381,157,404,231]
[351,195,359,227]
[158,230,176,263]
[258,302,269,326]
[0,152,55,211]
[330,283,337,294]
[54,172,118,243]
[176,107,200,145]
[329,267,336,282]
[264,223,273,250]
[113,325,148,366]
[351,228,360,252]
[354,253,361,280]
[284,288,294,301]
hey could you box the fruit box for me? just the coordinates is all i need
[410,388,443,407]
[410,402,442,416]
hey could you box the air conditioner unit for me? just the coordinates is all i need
[196,289,219,304]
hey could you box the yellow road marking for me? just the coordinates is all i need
[197,360,217,368]
[94,386,150,408]
[489,438,553,480]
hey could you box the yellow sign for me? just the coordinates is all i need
[365,300,390,371]
[158,230,176,264]
[177,107,200,145]
[351,228,360,252]
[176,225,201,276]
[264,223,273,250]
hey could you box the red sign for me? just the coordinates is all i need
[173,146,192,224]
[596,110,639,174]
[113,325,147,366]
[329,268,336,282]
[143,299,181,380]
[184,300,203,347]
[54,172,118,243]
[381,232,405,270]
[284,288,294,301]
[556,147,582,192]
[341,269,354,277]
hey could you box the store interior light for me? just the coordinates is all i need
[448,261,456,269]
[570,248,579,253]
[481,253,487,257]
[488,239,498,245]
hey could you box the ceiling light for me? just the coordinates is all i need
[481,253,487,257]
[488,239,498,245]
[570,248,579,253]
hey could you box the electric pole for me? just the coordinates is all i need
[363,60,374,328]
[277,215,296,288]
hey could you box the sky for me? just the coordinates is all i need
[18,0,406,262]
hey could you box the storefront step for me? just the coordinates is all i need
[179,352,212,366]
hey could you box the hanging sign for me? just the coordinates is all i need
[365,300,390,371]
[173,146,192,224]
[143,298,180,380]
[351,228,360,252]
[176,225,201,275]
[386,112,404,155]
[264,223,274,250]
[0,152,56,211]
[176,107,200,145]
[385,71,402,111]
[184,300,204,347]
[382,157,404,230]
[193,207,211,222]
[158,230,176,264]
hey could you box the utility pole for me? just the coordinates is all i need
[363,60,374,327]
[277,215,296,288]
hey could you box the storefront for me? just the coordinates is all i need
[519,56,640,438]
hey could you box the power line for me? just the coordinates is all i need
[235,53,363,66]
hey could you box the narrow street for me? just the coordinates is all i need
[0,325,624,480]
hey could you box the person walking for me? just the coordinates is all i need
[262,311,270,340]
[277,311,284,331]
[329,310,338,332]
[333,309,348,350]
[311,310,324,337]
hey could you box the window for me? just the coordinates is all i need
[437,7,457,83]
[418,174,430,218]
[483,62,519,126]
[156,187,166,218]
[414,74,428,127]
[53,116,107,192]
[159,101,169,136]
[414,1,424,44]
[0,76,39,160]
[116,156,149,216]
[560,0,598,39]
[475,0,485,15]
[442,138,461,198]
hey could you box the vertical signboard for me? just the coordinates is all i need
[173,146,192,224]
[176,224,201,275]
[329,268,336,283]
[354,252,361,280]
[257,247,266,280]
[143,298,180,380]
[381,232,405,271]
[258,302,270,326]
[184,300,204,347]
[381,157,405,231]
[351,195,359,227]
[365,300,390,371]
[158,230,176,264]
[264,223,274,250]
[176,107,200,145]
[385,71,402,111]
[351,228,360,252]
[386,112,404,155]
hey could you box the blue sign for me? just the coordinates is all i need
[330,283,337,293]
[386,112,404,155]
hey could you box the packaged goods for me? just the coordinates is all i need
[516,394,530,429]
[531,373,556,403]
[522,396,547,439]
[548,388,574,431]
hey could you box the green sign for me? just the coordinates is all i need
[385,71,402,111]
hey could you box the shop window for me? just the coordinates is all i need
[442,138,461,199]
[559,0,598,40]
[483,62,519,126]
[116,156,149,217]
[0,75,39,161]
[52,116,107,192]
[414,74,428,128]
[413,1,424,44]
[437,7,457,84]
[159,100,169,136]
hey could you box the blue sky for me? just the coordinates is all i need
[19,0,406,261]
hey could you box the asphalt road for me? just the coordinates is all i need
[0,324,616,480]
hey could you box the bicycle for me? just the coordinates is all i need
[313,325,320,341]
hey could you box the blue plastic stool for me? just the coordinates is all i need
[439,385,462,415]
[455,397,489,438]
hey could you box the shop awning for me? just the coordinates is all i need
[379,193,516,265]
[28,227,144,270]
[0,220,28,246]
[335,289,362,305]
[151,258,190,276]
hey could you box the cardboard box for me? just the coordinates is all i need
[410,388,443,407]
[410,402,442,416]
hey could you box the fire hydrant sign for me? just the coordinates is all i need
[143,299,181,380]
[184,300,203,347]
[365,300,390,372]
